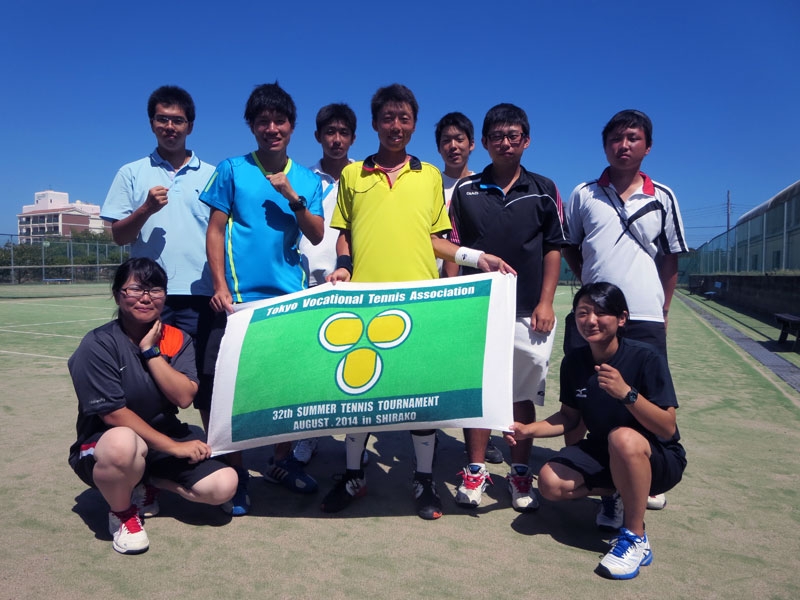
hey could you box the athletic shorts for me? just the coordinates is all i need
[162,295,216,411]
[513,316,556,406]
[194,310,228,412]
[71,424,229,490]
[547,435,686,495]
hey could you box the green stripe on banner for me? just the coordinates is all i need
[231,388,482,441]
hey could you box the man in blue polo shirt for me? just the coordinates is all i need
[102,86,215,334]
[101,85,218,520]
[202,82,324,515]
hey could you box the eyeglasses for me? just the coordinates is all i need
[121,285,166,299]
[153,115,189,127]
[486,130,525,145]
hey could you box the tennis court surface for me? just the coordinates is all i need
[1,284,798,599]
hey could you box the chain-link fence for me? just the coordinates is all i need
[0,234,130,284]
[686,180,800,277]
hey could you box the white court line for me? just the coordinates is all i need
[0,302,111,311]
[0,328,83,339]
[0,317,108,328]
[0,350,68,360]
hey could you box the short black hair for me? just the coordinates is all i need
[112,257,168,297]
[147,85,196,123]
[602,109,653,148]
[244,82,297,127]
[435,112,474,147]
[482,103,530,138]
[572,282,629,318]
[316,103,357,134]
[370,84,418,123]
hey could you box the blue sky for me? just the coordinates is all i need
[1,0,798,248]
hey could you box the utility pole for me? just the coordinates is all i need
[726,190,731,272]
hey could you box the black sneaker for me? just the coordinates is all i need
[485,441,504,464]
[413,472,443,520]
[320,470,366,513]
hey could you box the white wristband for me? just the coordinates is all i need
[455,247,483,268]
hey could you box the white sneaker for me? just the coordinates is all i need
[647,493,667,510]
[110,506,149,555]
[596,492,624,530]
[455,466,492,507]
[507,469,539,512]
[293,438,319,465]
[595,528,652,579]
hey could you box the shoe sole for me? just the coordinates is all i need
[511,503,539,513]
[594,550,652,580]
[112,540,149,554]
[264,472,318,494]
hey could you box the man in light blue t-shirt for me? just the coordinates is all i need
[101,85,217,418]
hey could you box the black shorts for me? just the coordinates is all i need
[194,310,228,412]
[71,425,229,490]
[548,435,686,496]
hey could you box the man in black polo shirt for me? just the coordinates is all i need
[446,103,566,511]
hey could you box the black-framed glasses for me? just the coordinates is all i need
[121,285,166,299]
[486,130,525,145]
[153,115,188,127]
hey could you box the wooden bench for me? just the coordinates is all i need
[43,278,72,284]
[775,313,800,350]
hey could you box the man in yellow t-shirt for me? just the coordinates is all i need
[323,83,514,521]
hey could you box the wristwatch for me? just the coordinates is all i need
[621,387,638,405]
[288,196,307,212]
[141,346,161,360]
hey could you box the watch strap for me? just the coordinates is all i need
[141,346,161,360]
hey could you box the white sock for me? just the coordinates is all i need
[345,432,369,471]
[411,432,436,474]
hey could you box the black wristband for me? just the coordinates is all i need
[288,196,307,212]
[335,255,353,275]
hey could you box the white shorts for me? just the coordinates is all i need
[512,316,556,406]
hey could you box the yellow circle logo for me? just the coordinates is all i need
[319,309,412,395]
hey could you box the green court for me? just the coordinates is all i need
[1,284,798,599]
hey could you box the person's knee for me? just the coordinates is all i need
[193,466,238,505]
[537,463,566,501]
[94,427,143,469]
[608,427,649,460]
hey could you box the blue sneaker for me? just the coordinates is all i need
[221,467,250,516]
[264,457,318,494]
[595,527,652,579]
